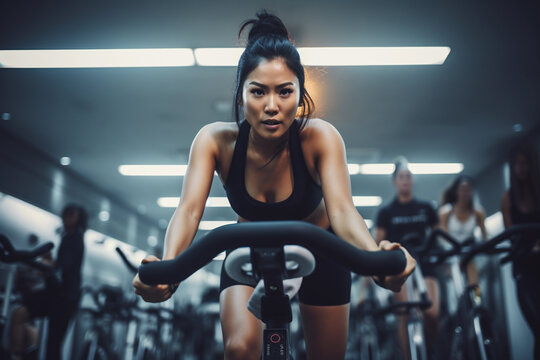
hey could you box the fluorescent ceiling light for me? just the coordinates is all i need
[119,165,188,176]
[194,48,244,66]
[206,197,231,207]
[160,196,379,208]
[298,47,451,66]
[118,165,220,177]
[157,196,231,208]
[0,47,449,68]
[199,221,236,230]
[408,163,464,174]
[157,197,180,208]
[0,49,195,68]
[123,163,462,177]
[347,164,361,175]
[194,46,450,66]
[355,163,463,175]
[352,196,382,207]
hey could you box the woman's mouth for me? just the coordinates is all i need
[261,119,281,130]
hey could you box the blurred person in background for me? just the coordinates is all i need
[375,157,440,359]
[439,175,487,284]
[501,143,540,359]
[9,204,87,360]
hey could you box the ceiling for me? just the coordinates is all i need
[1,1,539,235]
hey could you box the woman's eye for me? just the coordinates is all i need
[280,88,293,96]
[250,89,264,96]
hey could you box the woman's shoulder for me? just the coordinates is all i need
[474,208,486,221]
[195,121,239,145]
[301,118,338,133]
[299,118,343,146]
[200,121,238,136]
[438,203,453,217]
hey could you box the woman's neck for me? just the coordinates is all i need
[454,199,471,213]
[248,128,290,162]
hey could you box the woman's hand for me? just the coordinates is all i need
[373,240,416,292]
[132,255,175,303]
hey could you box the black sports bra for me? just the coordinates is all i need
[224,120,323,221]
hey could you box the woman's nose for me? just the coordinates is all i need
[264,95,279,115]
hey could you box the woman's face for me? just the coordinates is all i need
[512,153,529,181]
[394,168,413,195]
[62,209,79,232]
[457,180,473,203]
[242,57,300,141]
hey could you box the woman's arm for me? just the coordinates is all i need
[162,124,220,260]
[439,209,450,233]
[501,191,512,229]
[375,227,387,245]
[309,120,415,291]
[475,209,488,240]
[310,120,377,251]
[133,123,220,302]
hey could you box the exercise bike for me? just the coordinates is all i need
[136,221,407,360]
[0,234,54,360]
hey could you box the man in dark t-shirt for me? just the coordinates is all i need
[374,160,440,359]
[376,197,439,250]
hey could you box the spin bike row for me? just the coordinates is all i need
[2,221,538,359]
[136,220,539,360]
[0,234,220,360]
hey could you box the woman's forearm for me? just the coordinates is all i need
[162,205,202,260]
[329,208,379,251]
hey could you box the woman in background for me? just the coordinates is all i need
[500,144,540,359]
[439,175,487,284]
[9,204,87,360]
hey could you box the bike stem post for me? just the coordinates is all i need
[252,248,292,360]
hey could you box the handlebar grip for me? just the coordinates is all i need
[22,242,54,259]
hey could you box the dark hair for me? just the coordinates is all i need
[61,203,88,233]
[509,143,540,206]
[233,10,314,130]
[392,156,411,179]
[441,175,474,210]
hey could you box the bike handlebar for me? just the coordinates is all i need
[461,223,540,267]
[0,234,54,271]
[115,247,139,273]
[138,221,407,285]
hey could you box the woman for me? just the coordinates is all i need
[500,144,540,359]
[133,11,415,360]
[439,175,487,284]
[375,159,439,359]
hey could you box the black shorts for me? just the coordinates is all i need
[407,250,438,278]
[22,287,55,318]
[219,227,352,306]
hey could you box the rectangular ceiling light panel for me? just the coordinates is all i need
[0,49,195,68]
[1,47,449,68]
[119,165,188,176]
